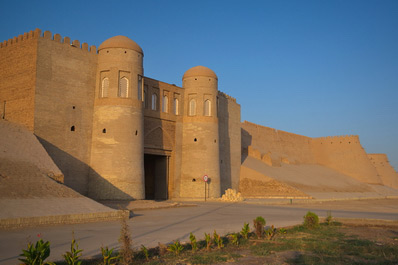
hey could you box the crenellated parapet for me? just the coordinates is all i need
[313,135,360,145]
[218,91,236,102]
[0,29,97,53]
[1,28,41,48]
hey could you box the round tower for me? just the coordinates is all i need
[88,36,145,200]
[180,66,221,198]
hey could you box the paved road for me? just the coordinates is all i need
[1,200,398,264]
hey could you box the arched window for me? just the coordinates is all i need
[162,95,168,113]
[204,99,211,116]
[189,99,196,116]
[151,93,157,110]
[174,98,179,115]
[101,78,109,98]
[119,77,129,98]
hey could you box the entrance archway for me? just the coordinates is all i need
[144,154,169,200]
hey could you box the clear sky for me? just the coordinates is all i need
[1,0,397,170]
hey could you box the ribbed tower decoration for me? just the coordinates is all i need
[88,36,145,200]
[180,66,221,198]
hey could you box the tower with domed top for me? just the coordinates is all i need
[180,66,221,198]
[88,35,145,200]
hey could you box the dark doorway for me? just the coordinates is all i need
[144,154,168,200]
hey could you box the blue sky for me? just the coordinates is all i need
[1,0,397,170]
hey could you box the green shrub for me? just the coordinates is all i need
[167,240,184,256]
[230,233,239,246]
[325,211,333,225]
[19,239,55,265]
[101,246,119,265]
[140,245,149,261]
[189,232,197,252]
[205,233,212,251]
[303,211,319,229]
[240,223,250,239]
[253,216,266,238]
[63,235,83,265]
[265,225,277,240]
[213,230,224,249]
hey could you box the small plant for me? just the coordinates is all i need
[140,245,149,261]
[325,210,333,225]
[189,232,198,252]
[119,217,134,265]
[253,216,266,239]
[213,230,224,249]
[101,246,119,265]
[240,223,250,239]
[278,228,287,234]
[167,240,184,256]
[265,225,277,240]
[303,211,319,229]
[205,233,212,251]
[63,233,83,265]
[230,233,239,246]
[19,239,55,265]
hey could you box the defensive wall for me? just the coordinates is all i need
[0,29,40,131]
[312,136,381,185]
[218,91,241,192]
[241,121,315,165]
[0,29,98,194]
[242,120,395,188]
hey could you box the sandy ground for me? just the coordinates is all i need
[241,156,398,199]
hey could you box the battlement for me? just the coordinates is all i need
[218,91,236,102]
[0,29,97,53]
[313,135,360,144]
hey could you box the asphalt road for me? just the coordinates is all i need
[1,199,398,264]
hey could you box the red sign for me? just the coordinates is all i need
[203,175,209,182]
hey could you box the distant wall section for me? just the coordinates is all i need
[241,121,315,165]
[368,154,398,189]
[218,91,241,192]
[0,29,40,131]
[312,136,381,184]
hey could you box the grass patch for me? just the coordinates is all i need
[47,222,398,265]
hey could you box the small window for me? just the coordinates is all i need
[101,78,109,98]
[151,93,157,110]
[162,95,168,113]
[119,77,129,98]
[204,99,211,116]
[71,126,75,131]
[174,98,179,115]
[189,99,196,116]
